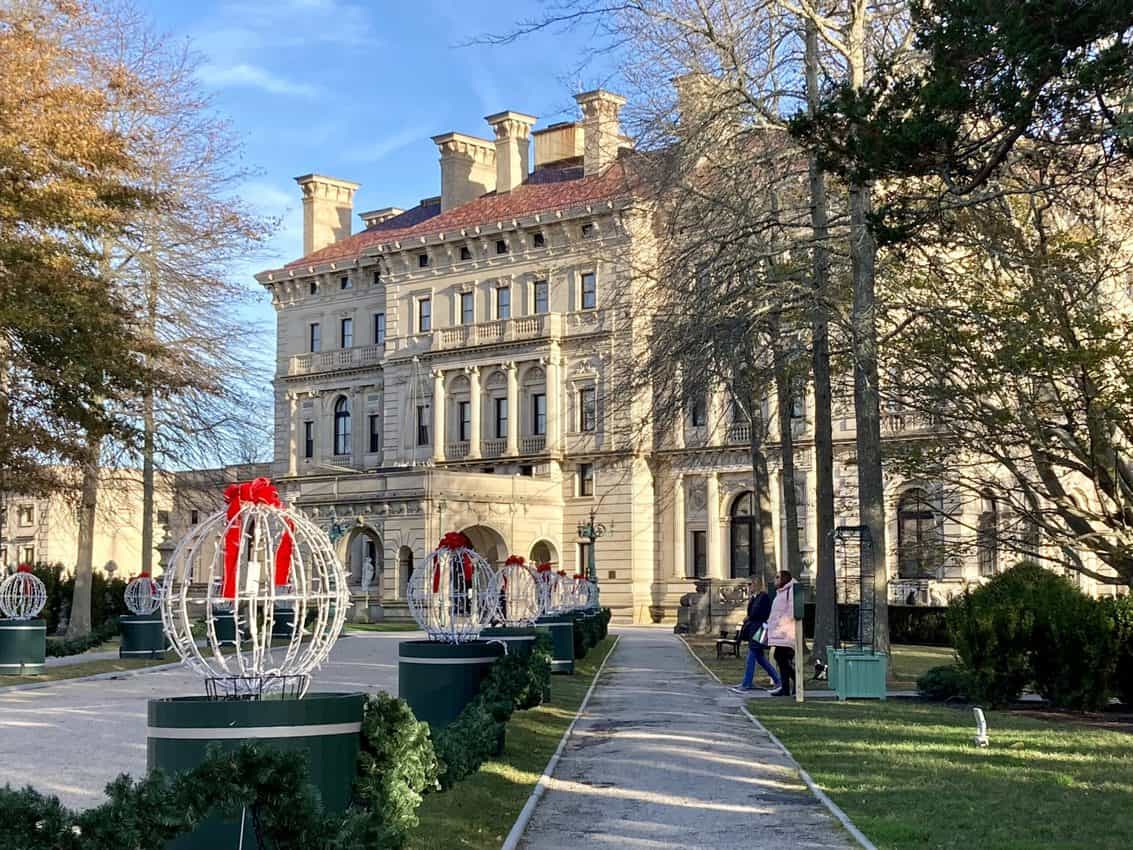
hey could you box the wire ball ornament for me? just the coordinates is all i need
[160,478,349,699]
[532,563,560,616]
[571,576,597,611]
[124,572,161,616]
[494,555,542,626]
[408,532,501,643]
[0,566,47,620]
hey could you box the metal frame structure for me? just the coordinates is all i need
[0,570,46,620]
[494,562,541,626]
[833,524,877,650]
[408,542,501,643]
[124,574,161,616]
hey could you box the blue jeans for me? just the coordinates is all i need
[742,642,781,689]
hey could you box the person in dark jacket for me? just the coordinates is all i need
[730,576,781,693]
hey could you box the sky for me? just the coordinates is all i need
[142,0,620,337]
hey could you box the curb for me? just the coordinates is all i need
[499,634,621,850]
[0,659,183,694]
[678,635,878,850]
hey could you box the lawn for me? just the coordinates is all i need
[344,622,421,633]
[750,700,1133,850]
[406,635,617,850]
[682,634,953,690]
[5,656,173,685]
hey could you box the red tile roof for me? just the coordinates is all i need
[283,162,635,270]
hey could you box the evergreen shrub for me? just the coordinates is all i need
[916,665,972,701]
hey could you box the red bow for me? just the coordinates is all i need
[535,562,553,573]
[557,570,567,577]
[438,531,472,551]
[432,532,474,592]
[573,573,585,580]
[221,477,293,599]
[505,554,525,566]
[16,564,32,574]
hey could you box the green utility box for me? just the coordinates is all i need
[827,647,888,700]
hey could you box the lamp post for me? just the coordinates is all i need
[576,511,607,606]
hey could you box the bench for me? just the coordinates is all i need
[715,628,742,658]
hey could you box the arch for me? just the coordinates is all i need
[529,539,559,568]
[447,373,471,394]
[729,491,755,579]
[976,490,998,577]
[460,524,509,567]
[897,487,940,579]
[333,395,351,455]
[344,525,383,591]
[396,545,414,600]
[521,364,545,385]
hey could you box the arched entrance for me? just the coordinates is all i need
[529,539,558,568]
[344,526,382,591]
[729,491,756,579]
[460,524,509,567]
[396,545,414,599]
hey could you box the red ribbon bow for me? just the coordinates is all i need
[433,532,474,592]
[573,573,585,581]
[535,562,553,573]
[16,564,32,574]
[505,554,525,567]
[221,477,293,599]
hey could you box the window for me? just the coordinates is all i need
[897,488,940,578]
[418,298,431,332]
[0,548,6,565]
[977,493,998,577]
[692,531,707,578]
[17,505,34,527]
[373,312,386,345]
[304,421,314,459]
[417,253,429,268]
[333,397,351,455]
[495,397,508,438]
[190,510,199,525]
[495,239,508,255]
[729,492,755,579]
[372,269,381,286]
[309,322,321,353]
[580,271,597,310]
[458,400,471,442]
[578,541,592,574]
[532,393,546,436]
[533,232,545,248]
[791,392,805,419]
[460,245,472,261]
[460,292,474,325]
[533,280,549,314]
[581,222,595,238]
[690,396,707,427]
[579,387,596,432]
[340,275,352,290]
[578,463,594,497]
[416,405,429,446]
[340,317,353,348]
[368,414,381,453]
[21,546,34,565]
[309,280,319,296]
[496,286,511,320]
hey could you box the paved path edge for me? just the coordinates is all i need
[499,634,621,850]
[678,635,878,850]
[0,660,184,694]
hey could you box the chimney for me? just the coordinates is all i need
[295,174,360,256]
[533,122,585,169]
[485,111,536,193]
[359,207,404,228]
[574,90,627,176]
[432,132,496,212]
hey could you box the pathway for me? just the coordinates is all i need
[517,627,856,850]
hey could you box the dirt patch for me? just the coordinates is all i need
[1011,706,1133,735]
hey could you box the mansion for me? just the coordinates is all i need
[254,88,1109,625]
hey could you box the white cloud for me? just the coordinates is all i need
[197,63,320,98]
[344,125,428,163]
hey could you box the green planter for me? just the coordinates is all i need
[211,610,240,645]
[147,692,364,850]
[398,639,505,729]
[119,614,167,659]
[481,626,538,660]
[828,648,888,700]
[536,615,574,674]
[271,606,297,640]
[0,618,46,675]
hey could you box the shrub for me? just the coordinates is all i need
[1107,595,1133,707]
[431,700,499,789]
[28,563,128,635]
[917,665,972,701]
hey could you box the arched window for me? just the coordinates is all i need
[897,488,939,578]
[977,492,998,576]
[729,491,755,579]
[333,396,351,455]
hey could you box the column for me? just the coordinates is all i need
[467,366,482,459]
[352,386,365,462]
[673,365,685,449]
[432,369,445,462]
[706,471,722,578]
[506,361,519,456]
[546,342,561,453]
[287,392,299,476]
[672,473,685,579]
[708,381,725,446]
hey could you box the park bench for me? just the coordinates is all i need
[715,628,742,658]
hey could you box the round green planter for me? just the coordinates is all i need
[147,692,364,850]
[211,610,242,645]
[0,618,46,675]
[536,615,574,674]
[480,626,538,660]
[271,605,297,640]
[119,614,167,659]
[398,639,504,729]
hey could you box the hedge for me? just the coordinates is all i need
[45,619,120,657]
[803,602,952,647]
[26,563,129,636]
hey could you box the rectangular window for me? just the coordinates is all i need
[303,421,314,459]
[578,462,594,497]
[791,393,805,419]
[17,505,34,526]
[581,222,595,238]
[495,397,508,439]
[22,546,34,565]
[533,232,545,248]
[496,286,511,320]
[495,239,508,254]
[581,272,597,310]
[417,253,429,268]
[416,405,429,446]
[309,280,319,296]
[1,548,7,565]
[309,322,321,353]
[373,312,386,345]
[418,298,431,332]
[460,245,472,261]
[579,387,596,432]
[368,414,381,453]
[532,393,546,436]
[578,541,592,574]
[460,292,474,325]
[458,401,471,442]
[690,397,707,427]
[372,269,381,286]
[340,317,353,348]
[533,280,549,314]
[692,531,707,578]
[340,275,352,290]
[190,509,199,525]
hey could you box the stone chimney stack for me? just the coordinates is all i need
[295,174,360,256]
[432,132,497,212]
[574,90,627,176]
[485,111,536,194]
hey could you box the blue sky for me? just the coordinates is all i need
[143,0,619,332]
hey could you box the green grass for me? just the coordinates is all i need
[750,700,1133,850]
[683,635,954,689]
[344,622,421,633]
[5,656,172,684]
[406,635,617,850]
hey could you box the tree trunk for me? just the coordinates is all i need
[806,18,839,663]
[141,390,154,575]
[67,441,101,638]
[774,337,804,583]
[748,390,778,585]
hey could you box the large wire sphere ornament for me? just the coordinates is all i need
[161,478,348,698]
[494,555,542,626]
[408,532,501,643]
[0,566,46,620]
[532,565,559,615]
[124,573,161,616]
[571,576,595,611]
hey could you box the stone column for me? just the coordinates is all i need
[708,382,725,446]
[467,366,482,459]
[287,392,299,476]
[706,471,722,578]
[352,386,365,462]
[673,473,685,579]
[506,361,519,456]
[546,343,561,453]
[432,369,445,463]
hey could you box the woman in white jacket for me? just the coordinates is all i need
[765,570,797,696]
